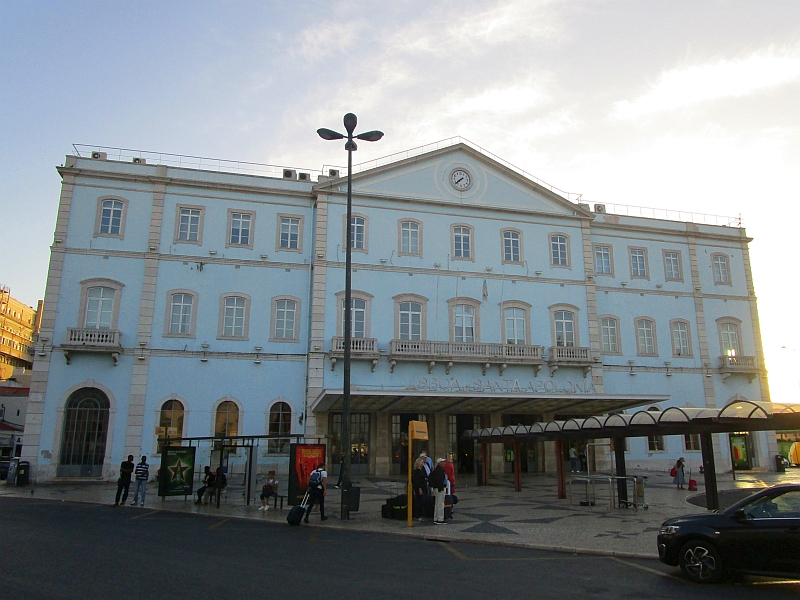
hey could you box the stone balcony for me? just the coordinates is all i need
[388,339,546,375]
[547,345,595,377]
[62,327,123,366]
[330,336,380,371]
[718,355,760,382]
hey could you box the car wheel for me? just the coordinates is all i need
[678,540,723,583]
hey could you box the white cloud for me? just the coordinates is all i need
[613,50,800,120]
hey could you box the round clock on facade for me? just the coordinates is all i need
[450,168,472,190]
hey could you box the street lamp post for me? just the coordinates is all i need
[318,114,383,520]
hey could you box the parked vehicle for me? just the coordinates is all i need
[657,483,800,583]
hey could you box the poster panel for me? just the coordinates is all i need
[288,444,326,505]
[158,446,196,497]
[729,434,750,470]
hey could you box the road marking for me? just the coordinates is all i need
[438,542,588,562]
[438,542,470,561]
[310,529,320,542]
[130,510,159,519]
[208,518,231,530]
[610,557,678,580]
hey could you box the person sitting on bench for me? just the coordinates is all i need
[259,470,279,511]
[194,466,214,505]
[205,467,227,505]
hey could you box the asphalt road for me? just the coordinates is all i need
[1,497,798,600]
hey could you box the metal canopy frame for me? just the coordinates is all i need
[463,400,800,510]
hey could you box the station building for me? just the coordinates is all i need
[21,141,775,482]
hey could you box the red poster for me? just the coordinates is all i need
[288,444,326,504]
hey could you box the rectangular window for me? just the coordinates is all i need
[504,308,526,344]
[551,235,568,266]
[600,317,619,353]
[229,212,252,246]
[280,217,301,249]
[274,299,296,339]
[342,299,366,338]
[684,434,701,451]
[223,297,246,337]
[453,305,475,343]
[713,255,730,284]
[647,436,665,452]
[350,217,366,250]
[554,311,575,347]
[85,287,115,329]
[453,226,471,259]
[720,323,740,355]
[178,208,202,242]
[503,231,520,263]
[595,245,612,275]
[401,221,419,255]
[664,251,681,281]
[671,321,690,356]
[636,319,656,355]
[169,293,193,335]
[399,301,422,340]
[630,248,647,278]
[99,200,124,235]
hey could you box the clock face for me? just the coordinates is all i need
[450,168,472,190]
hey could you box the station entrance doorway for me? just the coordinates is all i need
[502,414,541,474]
[449,414,483,474]
[391,414,429,476]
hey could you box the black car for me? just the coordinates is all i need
[657,483,800,583]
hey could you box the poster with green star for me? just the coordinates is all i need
[158,446,196,497]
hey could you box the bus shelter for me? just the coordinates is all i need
[463,399,800,510]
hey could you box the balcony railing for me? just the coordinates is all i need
[718,355,760,382]
[389,339,545,375]
[547,345,594,377]
[62,328,122,366]
[331,336,379,355]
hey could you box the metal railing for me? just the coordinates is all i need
[596,202,740,228]
[548,346,593,363]
[65,328,122,347]
[390,339,545,361]
[331,336,378,354]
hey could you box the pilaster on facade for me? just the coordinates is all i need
[305,194,329,438]
[686,228,716,410]
[581,220,604,393]
[739,237,769,401]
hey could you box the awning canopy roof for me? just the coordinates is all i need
[462,399,800,442]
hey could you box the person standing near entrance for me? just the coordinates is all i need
[569,446,579,472]
[412,457,428,521]
[442,456,456,495]
[429,458,447,525]
[131,456,149,506]
[114,455,134,506]
[304,463,328,523]
[673,457,686,490]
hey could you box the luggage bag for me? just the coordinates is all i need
[287,491,309,526]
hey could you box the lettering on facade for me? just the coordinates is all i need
[410,377,596,395]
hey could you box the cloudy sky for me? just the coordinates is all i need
[1,1,798,399]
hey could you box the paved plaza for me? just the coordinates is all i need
[3,468,799,558]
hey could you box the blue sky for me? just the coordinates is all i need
[1,1,799,397]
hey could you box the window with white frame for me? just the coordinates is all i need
[280,216,301,250]
[215,401,239,437]
[222,296,247,338]
[398,301,422,340]
[350,216,366,250]
[273,299,297,340]
[504,308,526,345]
[98,199,125,236]
[453,305,476,343]
[647,436,665,452]
[177,207,203,242]
[169,293,194,335]
[595,245,612,275]
[453,226,472,259]
[671,320,691,356]
[550,234,568,267]
[554,310,575,347]
[229,211,252,246]
[630,248,648,278]
[502,230,521,263]
[268,402,292,453]
[712,254,730,284]
[719,321,741,356]
[636,318,657,355]
[600,317,620,353]
[664,251,682,281]
[342,298,367,338]
[684,433,701,451]
[85,287,115,329]
[400,221,420,256]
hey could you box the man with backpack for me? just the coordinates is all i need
[304,462,328,523]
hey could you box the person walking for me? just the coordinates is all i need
[673,457,686,490]
[114,455,135,506]
[304,463,328,523]
[131,456,149,506]
[429,458,447,525]
[195,466,214,505]
[569,446,579,472]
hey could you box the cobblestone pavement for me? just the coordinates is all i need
[3,468,799,558]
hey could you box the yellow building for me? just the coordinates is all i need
[0,286,39,380]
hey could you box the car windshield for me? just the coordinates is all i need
[742,490,800,519]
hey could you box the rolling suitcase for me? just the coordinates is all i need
[687,469,697,492]
[287,492,309,526]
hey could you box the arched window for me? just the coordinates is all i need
[268,402,292,453]
[158,399,185,452]
[214,401,239,438]
[58,388,110,478]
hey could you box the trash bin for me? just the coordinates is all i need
[476,457,486,486]
[348,486,361,512]
[5,458,19,485]
[776,454,786,473]
[15,461,29,486]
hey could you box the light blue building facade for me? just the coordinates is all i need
[22,142,775,482]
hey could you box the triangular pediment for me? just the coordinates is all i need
[316,143,588,218]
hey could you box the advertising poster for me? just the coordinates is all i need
[729,434,750,470]
[158,446,196,497]
[288,443,326,505]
